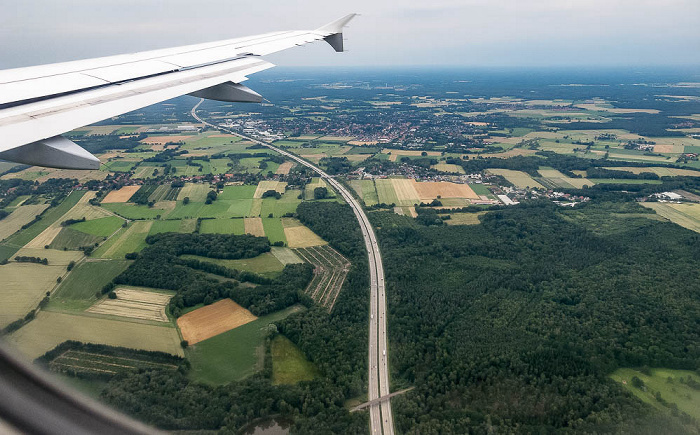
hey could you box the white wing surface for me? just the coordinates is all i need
[0,14,356,169]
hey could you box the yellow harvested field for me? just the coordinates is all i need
[24,226,62,249]
[284,227,327,248]
[15,247,82,265]
[0,204,50,242]
[59,191,113,221]
[25,192,112,249]
[0,261,68,328]
[140,135,193,144]
[654,144,684,154]
[607,167,700,177]
[432,163,466,174]
[254,180,287,198]
[102,186,141,203]
[8,311,183,360]
[282,218,327,248]
[391,179,420,204]
[413,181,478,201]
[487,169,545,189]
[643,203,700,233]
[87,287,172,322]
[177,299,257,344]
[244,217,265,236]
[275,162,295,175]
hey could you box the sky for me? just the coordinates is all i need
[0,0,698,70]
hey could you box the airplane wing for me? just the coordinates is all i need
[0,14,356,170]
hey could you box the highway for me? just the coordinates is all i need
[191,100,394,435]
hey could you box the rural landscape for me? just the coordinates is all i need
[1,67,700,433]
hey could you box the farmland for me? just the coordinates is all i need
[244,217,265,236]
[349,179,379,206]
[0,191,85,261]
[643,202,700,233]
[7,311,183,360]
[49,260,132,311]
[177,183,211,202]
[199,218,245,235]
[294,245,350,311]
[487,168,546,189]
[611,368,700,420]
[271,335,318,385]
[186,305,304,385]
[0,204,50,241]
[70,216,125,237]
[0,249,82,328]
[86,287,173,323]
[180,252,286,275]
[432,163,466,174]
[282,218,327,248]
[177,299,257,344]
[538,168,593,189]
[47,346,180,378]
[95,221,152,258]
[102,186,141,203]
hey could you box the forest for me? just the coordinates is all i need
[91,202,371,433]
[112,233,310,316]
[369,201,700,433]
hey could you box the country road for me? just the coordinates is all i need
[192,100,394,435]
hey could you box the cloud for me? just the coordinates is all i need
[0,0,697,68]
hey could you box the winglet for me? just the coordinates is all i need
[316,14,357,52]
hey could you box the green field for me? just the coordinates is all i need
[148,219,195,235]
[49,259,132,311]
[7,311,183,360]
[375,179,400,205]
[0,203,50,242]
[0,191,85,261]
[49,227,102,250]
[186,305,304,385]
[218,185,257,200]
[177,183,211,202]
[262,218,286,244]
[199,218,245,234]
[468,183,492,196]
[349,180,379,206]
[147,185,180,202]
[180,252,284,275]
[259,191,302,218]
[94,221,151,259]
[0,257,79,328]
[101,203,169,220]
[70,216,125,237]
[487,169,545,189]
[643,202,700,233]
[271,335,318,385]
[611,368,700,420]
[102,160,137,172]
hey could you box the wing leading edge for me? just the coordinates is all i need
[0,14,357,169]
